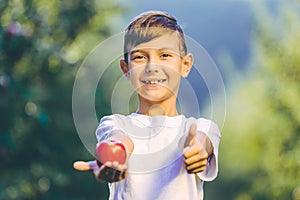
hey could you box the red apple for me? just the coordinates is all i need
[95,140,127,165]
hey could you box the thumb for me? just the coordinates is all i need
[73,160,98,171]
[184,124,197,147]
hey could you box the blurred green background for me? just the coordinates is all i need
[0,0,299,199]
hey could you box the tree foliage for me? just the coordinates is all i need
[0,0,126,199]
[207,1,300,200]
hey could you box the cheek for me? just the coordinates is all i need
[128,68,142,88]
[164,64,182,78]
[129,65,145,74]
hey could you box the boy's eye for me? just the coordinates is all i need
[131,55,146,61]
[160,53,171,58]
[160,53,172,59]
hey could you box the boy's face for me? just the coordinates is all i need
[120,32,193,103]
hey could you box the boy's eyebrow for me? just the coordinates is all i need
[130,49,144,55]
[130,48,176,54]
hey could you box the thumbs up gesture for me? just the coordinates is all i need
[183,124,213,174]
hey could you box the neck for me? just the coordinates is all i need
[136,95,179,117]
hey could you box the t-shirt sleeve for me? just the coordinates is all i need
[196,118,221,181]
[95,115,120,143]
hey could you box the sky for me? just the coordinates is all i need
[114,0,254,71]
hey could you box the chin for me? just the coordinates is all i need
[140,93,175,103]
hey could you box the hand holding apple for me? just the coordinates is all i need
[95,140,127,165]
[73,139,130,182]
[73,140,127,170]
[93,140,127,182]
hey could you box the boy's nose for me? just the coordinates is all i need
[146,56,160,73]
[145,64,160,73]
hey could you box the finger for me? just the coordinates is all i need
[187,165,207,174]
[73,161,97,171]
[183,145,197,159]
[184,141,208,158]
[186,160,207,172]
[184,149,208,162]
[117,164,127,171]
[184,142,205,158]
[184,124,197,147]
[187,160,207,173]
[186,158,207,170]
[185,154,203,165]
[112,161,119,168]
[100,161,113,170]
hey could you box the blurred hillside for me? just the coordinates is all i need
[0,0,127,199]
[205,1,300,199]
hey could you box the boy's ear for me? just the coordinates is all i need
[120,59,130,79]
[181,53,193,78]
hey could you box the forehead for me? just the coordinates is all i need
[130,33,181,53]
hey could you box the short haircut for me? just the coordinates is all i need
[123,10,187,63]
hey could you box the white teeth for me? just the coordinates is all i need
[143,79,166,84]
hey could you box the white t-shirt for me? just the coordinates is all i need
[96,113,221,200]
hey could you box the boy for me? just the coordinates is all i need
[74,10,221,200]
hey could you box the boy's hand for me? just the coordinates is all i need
[73,132,133,183]
[73,160,127,183]
[183,124,212,174]
[96,161,127,182]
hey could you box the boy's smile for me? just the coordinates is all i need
[120,32,193,115]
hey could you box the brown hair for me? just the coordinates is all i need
[123,11,187,63]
